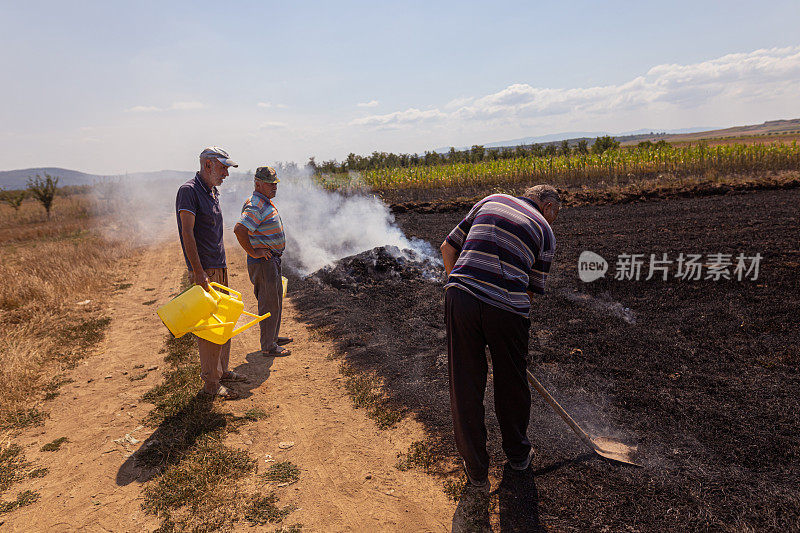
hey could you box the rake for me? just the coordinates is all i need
[527,369,640,466]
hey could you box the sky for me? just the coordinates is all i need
[2,0,800,174]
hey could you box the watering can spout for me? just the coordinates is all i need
[157,282,270,345]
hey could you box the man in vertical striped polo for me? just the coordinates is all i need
[440,184,560,490]
[234,166,291,357]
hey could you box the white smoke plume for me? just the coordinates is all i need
[220,164,438,275]
[90,164,437,276]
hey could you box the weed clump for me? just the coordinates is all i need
[40,437,68,452]
[261,462,300,485]
[244,493,295,525]
[340,363,404,429]
[0,490,39,514]
[396,440,438,472]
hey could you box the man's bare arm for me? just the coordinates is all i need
[440,241,460,276]
[234,223,267,259]
[179,211,209,290]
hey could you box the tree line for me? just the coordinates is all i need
[307,136,641,174]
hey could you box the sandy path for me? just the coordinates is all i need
[2,240,456,532]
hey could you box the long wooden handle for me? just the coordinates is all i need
[526,369,596,450]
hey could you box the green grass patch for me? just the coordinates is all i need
[114,282,133,291]
[243,408,269,421]
[340,363,404,429]
[40,437,68,452]
[244,493,296,525]
[0,444,30,492]
[261,462,300,485]
[144,288,155,292]
[143,438,255,515]
[0,490,39,514]
[442,478,467,501]
[28,467,48,479]
[396,440,437,472]
[143,299,157,305]
[1,407,48,430]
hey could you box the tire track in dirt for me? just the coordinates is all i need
[3,239,456,532]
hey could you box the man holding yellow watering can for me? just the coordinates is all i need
[234,166,291,357]
[175,146,245,400]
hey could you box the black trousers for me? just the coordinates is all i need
[445,286,532,481]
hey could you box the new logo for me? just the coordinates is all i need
[578,250,608,282]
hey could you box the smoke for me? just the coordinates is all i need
[220,164,438,276]
[89,175,185,246]
[89,164,437,276]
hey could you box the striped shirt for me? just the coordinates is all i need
[238,191,286,259]
[444,194,556,316]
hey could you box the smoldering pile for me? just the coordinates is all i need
[310,245,444,290]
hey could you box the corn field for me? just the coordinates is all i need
[316,142,800,190]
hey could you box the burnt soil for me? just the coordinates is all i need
[289,188,800,531]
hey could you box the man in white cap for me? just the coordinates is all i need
[175,146,246,399]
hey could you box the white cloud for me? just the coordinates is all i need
[357,99,379,108]
[126,105,160,113]
[349,107,446,126]
[350,46,800,129]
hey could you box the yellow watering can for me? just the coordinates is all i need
[157,282,270,345]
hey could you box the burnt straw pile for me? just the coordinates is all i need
[310,245,443,290]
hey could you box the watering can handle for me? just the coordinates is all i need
[209,282,242,300]
[230,311,271,337]
[189,321,235,332]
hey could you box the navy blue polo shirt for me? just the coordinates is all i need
[176,173,226,271]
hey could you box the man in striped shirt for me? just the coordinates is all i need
[234,166,291,357]
[440,184,560,490]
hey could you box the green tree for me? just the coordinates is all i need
[559,140,571,157]
[576,139,589,154]
[591,135,620,154]
[0,188,26,211]
[27,173,59,219]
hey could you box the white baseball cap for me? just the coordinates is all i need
[200,146,238,167]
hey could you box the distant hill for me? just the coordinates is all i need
[0,168,198,190]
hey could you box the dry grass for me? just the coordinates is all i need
[0,194,136,428]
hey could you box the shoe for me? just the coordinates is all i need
[508,448,534,471]
[198,385,240,400]
[462,460,490,492]
[221,371,249,383]
[263,345,291,357]
[215,385,240,400]
[277,336,294,346]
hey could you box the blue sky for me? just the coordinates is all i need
[2,1,799,174]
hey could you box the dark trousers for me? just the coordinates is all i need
[247,257,283,352]
[445,286,532,481]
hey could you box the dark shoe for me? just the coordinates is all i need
[263,345,291,357]
[462,460,490,492]
[277,336,294,346]
[221,371,249,383]
[508,448,534,471]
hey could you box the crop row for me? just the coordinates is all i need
[316,142,800,190]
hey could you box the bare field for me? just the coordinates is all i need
[291,186,800,531]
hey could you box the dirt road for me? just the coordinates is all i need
[3,240,456,532]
